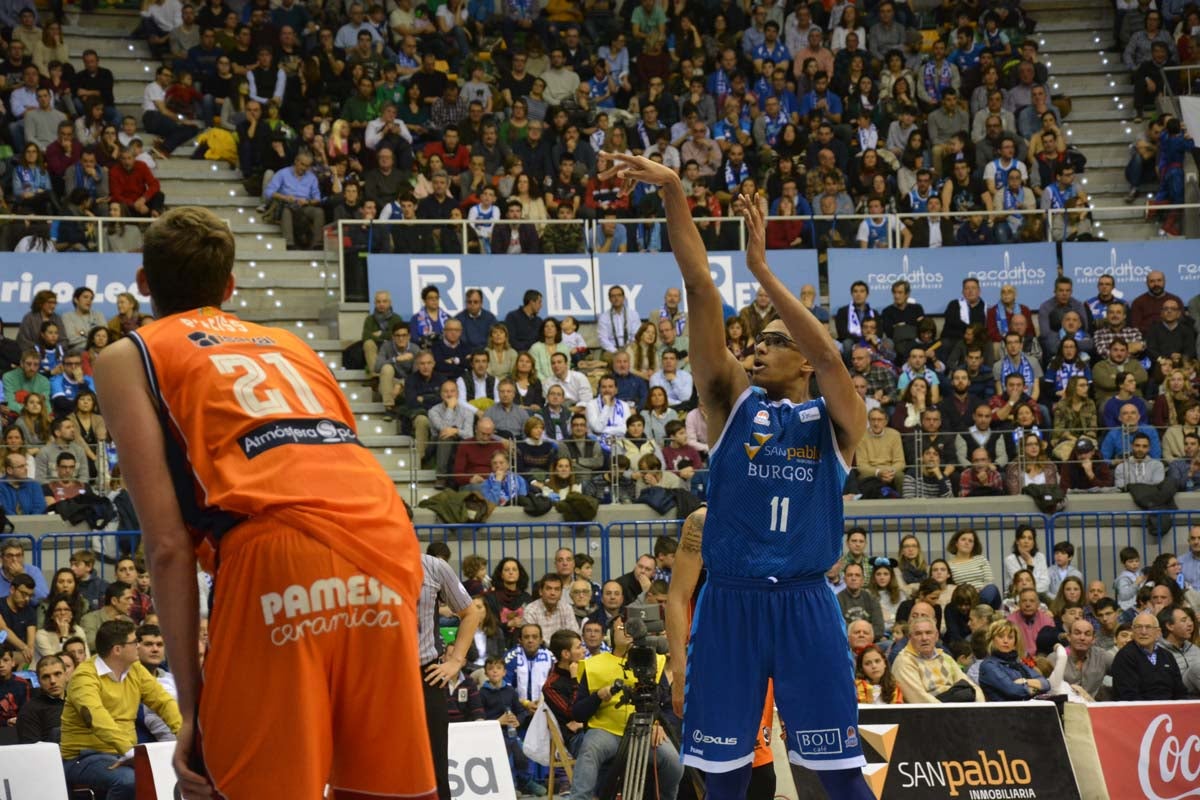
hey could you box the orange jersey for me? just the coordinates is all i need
[131,307,420,597]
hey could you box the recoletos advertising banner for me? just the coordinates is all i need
[0,254,147,321]
[827,244,1058,312]
[855,702,1081,800]
[367,250,819,322]
[1062,240,1200,301]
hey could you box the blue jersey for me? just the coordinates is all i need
[705,388,847,580]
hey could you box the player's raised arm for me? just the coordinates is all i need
[738,195,865,463]
[599,154,748,427]
[666,507,705,716]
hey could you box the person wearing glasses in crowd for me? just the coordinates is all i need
[60,619,181,800]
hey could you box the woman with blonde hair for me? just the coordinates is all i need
[978,619,1049,701]
[107,292,152,340]
[486,324,518,379]
[327,119,351,160]
[1152,368,1196,428]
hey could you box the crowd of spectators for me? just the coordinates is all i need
[360,264,1200,520]
[415,514,1199,795]
[105,0,1133,266]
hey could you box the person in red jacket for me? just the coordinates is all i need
[451,416,507,487]
[108,147,164,217]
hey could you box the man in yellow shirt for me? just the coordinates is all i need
[61,619,181,800]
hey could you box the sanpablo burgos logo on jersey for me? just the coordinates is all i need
[744,432,820,481]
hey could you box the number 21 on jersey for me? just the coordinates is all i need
[768,495,790,532]
[210,352,325,418]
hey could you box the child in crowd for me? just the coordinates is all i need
[0,643,30,727]
[1113,546,1143,612]
[479,657,533,792]
[444,667,483,723]
[1047,541,1083,598]
[661,419,705,496]
[468,186,500,254]
[118,115,139,147]
[36,322,65,377]
[559,316,590,364]
[69,549,107,611]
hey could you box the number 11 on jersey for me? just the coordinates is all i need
[769,496,790,532]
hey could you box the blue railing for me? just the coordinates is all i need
[13,513,1195,588]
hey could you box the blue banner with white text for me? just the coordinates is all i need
[0,254,146,322]
[367,250,820,322]
[827,244,1059,312]
[1062,240,1200,302]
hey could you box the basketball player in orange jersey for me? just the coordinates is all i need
[93,207,436,800]
[666,508,778,800]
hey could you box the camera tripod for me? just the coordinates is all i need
[600,701,670,800]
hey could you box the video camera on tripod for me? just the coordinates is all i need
[613,617,659,713]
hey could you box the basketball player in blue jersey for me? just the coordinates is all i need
[599,153,872,800]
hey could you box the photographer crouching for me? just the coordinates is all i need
[569,616,683,800]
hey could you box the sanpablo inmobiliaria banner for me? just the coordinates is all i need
[1086,701,1200,800]
[855,702,1080,800]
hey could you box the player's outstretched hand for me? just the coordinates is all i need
[598,152,680,196]
[736,192,767,273]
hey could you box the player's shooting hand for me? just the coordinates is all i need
[597,152,680,195]
[737,193,767,273]
[173,719,214,799]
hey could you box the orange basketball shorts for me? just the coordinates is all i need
[199,520,435,800]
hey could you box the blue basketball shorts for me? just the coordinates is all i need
[680,573,865,773]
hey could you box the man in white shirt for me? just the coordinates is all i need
[596,285,640,361]
[650,349,694,409]
[365,102,412,154]
[7,65,40,151]
[142,65,199,154]
[544,352,594,410]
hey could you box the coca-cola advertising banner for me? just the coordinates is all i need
[855,702,1081,800]
[1088,701,1200,800]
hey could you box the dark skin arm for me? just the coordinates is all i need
[666,507,704,717]
[598,153,748,438]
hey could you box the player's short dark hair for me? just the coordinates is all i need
[95,619,137,658]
